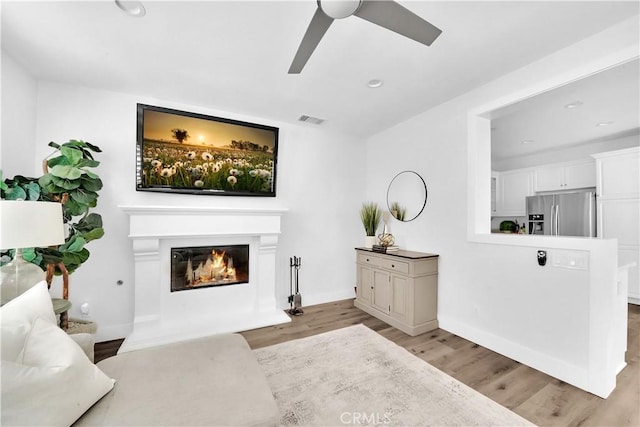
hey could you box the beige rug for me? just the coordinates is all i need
[254,324,534,426]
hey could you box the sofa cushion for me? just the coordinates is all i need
[1,282,115,427]
[75,333,279,426]
[0,280,57,361]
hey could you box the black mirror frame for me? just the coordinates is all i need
[386,170,428,222]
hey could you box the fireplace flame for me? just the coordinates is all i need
[186,249,237,286]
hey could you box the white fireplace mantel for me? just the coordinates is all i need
[121,205,289,238]
[118,205,291,353]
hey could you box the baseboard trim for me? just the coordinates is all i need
[300,288,356,308]
[437,315,610,397]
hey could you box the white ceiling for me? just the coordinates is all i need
[491,58,640,163]
[1,1,639,139]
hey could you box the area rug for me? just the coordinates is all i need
[254,324,534,426]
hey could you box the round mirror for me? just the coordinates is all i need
[386,171,427,222]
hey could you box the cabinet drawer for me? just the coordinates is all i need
[378,258,409,274]
[357,253,382,267]
[357,253,409,274]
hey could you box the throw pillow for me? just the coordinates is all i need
[0,280,57,361]
[1,282,115,426]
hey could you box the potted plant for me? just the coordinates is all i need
[1,140,104,299]
[359,202,381,248]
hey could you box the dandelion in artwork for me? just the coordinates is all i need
[141,138,275,193]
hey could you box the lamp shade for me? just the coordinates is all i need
[0,201,65,250]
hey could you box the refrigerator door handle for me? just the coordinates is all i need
[554,204,560,236]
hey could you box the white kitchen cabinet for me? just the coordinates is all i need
[495,169,532,217]
[595,149,639,198]
[355,249,438,336]
[491,172,498,214]
[534,160,595,192]
[592,147,640,304]
[599,199,639,247]
[565,161,597,189]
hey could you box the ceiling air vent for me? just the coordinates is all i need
[298,115,325,125]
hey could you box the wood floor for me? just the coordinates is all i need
[96,301,640,427]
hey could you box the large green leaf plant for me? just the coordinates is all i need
[1,140,104,278]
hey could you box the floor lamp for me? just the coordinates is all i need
[0,200,65,306]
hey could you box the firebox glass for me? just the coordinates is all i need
[171,244,249,292]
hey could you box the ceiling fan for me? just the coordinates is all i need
[288,0,442,74]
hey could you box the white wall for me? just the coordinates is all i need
[31,81,365,341]
[365,17,638,397]
[1,50,38,178]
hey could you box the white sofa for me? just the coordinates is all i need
[1,282,279,426]
[75,333,279,426]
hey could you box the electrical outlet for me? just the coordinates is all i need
[552,250,588,270]
[80,302,90,316]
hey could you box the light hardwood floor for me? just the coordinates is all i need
[96,301,640,426]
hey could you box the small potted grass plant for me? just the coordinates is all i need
[389,201,407,221]
[360,202,382,248]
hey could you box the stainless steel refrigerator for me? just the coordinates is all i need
[526,191,597,237]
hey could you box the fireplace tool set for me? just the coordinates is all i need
[288,256,303,316]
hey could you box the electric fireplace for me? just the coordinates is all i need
[171,244,249,292]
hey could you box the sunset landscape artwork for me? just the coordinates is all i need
[136,104,278,196]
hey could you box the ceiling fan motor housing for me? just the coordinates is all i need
[318,0,362,19]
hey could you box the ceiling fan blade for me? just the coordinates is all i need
[354,0,442,46]
[288,7,334,74]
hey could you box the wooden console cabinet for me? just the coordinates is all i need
[354,248,438,336]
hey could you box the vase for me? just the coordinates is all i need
[364,235,377,249]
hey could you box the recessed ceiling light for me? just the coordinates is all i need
[564,100,583,109]
[596,121,614,127]
[367,79,383,88]
[521,140,534,144]
[115,0,146,17]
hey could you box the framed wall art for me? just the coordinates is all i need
[136,103,278,196]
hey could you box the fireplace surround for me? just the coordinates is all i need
[119,205,290,352]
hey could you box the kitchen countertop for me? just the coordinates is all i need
[491,229,522,234]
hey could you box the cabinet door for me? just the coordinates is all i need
[372,270,391,314]
[491,173,498,214]
[619,249,640,301]
[534,166,564,192]
[599,199,639,246]
[564,161,596,190]
[357,265,373,304]
[599,154,640,198]
[390,275,409,323]
[498,170,531,216]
